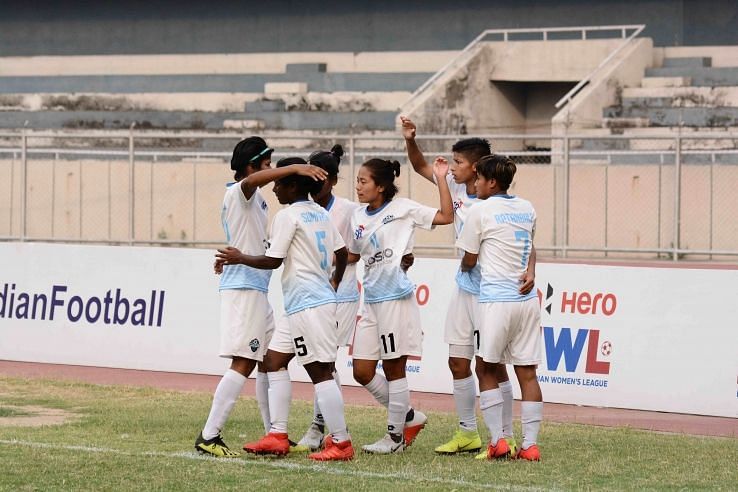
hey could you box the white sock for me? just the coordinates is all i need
[202,369,246,440]
[364,373,389,408]
[255,371,271,434]
[480,388,504,444]
[387,378,409,436]
[521,401,543,450]
[453,376,477,431]
[499,380,514,438]
[267,371,291,434]
[313,371,340,428]
[315,379,349,442]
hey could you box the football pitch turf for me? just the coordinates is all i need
[0,377,735,491]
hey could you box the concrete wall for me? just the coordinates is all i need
[2,157,736,259]
[552,37,655,133]
[0,0,735,56]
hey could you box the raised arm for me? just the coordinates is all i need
[400,116,435,183]
[215,246,283,270]
[431,156,454,225]
[240,164,328,200]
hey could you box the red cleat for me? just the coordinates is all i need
[403,410,427,447]
[515,444,541,461]
[486,438,511,460]
[242,432,290,456]
[309,437,354,461]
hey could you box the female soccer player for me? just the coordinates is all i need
[456,154,543,462]
[195,139,326,458]
[219,157,354,462]
[350,157,454,454]
[290,144,361,452]
[401,117,535,456]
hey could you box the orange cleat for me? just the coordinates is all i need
[486,437,511,460]
[242,432,290,456]
[515,444,541,462]
[403,410,427,447]
[308,437,354,461]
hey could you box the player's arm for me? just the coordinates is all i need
[400,116,435,183]
[460,251,478,272]
[519,245,537,295]
[240,164,328,200]
[431,156,454,225]
[215,246,283,270]
[331,246,348,291]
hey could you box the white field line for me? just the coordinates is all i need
[0,438,553,492]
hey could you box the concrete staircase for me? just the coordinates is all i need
[573,56,738,164]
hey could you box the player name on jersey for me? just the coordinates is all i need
[0,283,166,327]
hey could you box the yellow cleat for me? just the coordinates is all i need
[195,432,240,458]
[434,429,482,454]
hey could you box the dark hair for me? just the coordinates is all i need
[451,137,491,163]
[362,158,401,202]
[308,144,344,178]
[475,154,517,191]
[230,136,273,173]
[276,156,325,195]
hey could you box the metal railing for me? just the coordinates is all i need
[403,25,646,114]
[1,129,737,262]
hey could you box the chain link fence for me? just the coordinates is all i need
[1,129,737,261]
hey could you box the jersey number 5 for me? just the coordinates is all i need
[315,231,328,270]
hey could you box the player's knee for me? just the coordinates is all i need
[448,357,472,379]
[353,365,374,386]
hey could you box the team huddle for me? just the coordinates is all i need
[194,117,544,463]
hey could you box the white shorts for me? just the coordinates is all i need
[477,298,541,366]
[336,300,359,347]
[444,287,479,347]
[219,289,275,361]
[268,303,339,366]
[352,295,423,360]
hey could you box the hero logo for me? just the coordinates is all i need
[537,283,615,379]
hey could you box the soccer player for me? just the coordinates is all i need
[195,139,327,458]
[456,154,543,462]
[288,144,361,452]
[350,157,454,454]
[220,157,354,461]
[401,116,533,455]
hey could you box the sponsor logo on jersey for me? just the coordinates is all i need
[365,248,394,268]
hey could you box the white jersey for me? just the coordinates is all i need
[349,197,436,304]
[219,184,272,292]
[434,173,482,294]
[266,200,345,315]
[455,194,537,303]
[325,195,361,303]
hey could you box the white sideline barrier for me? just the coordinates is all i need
[0,242,736,418]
